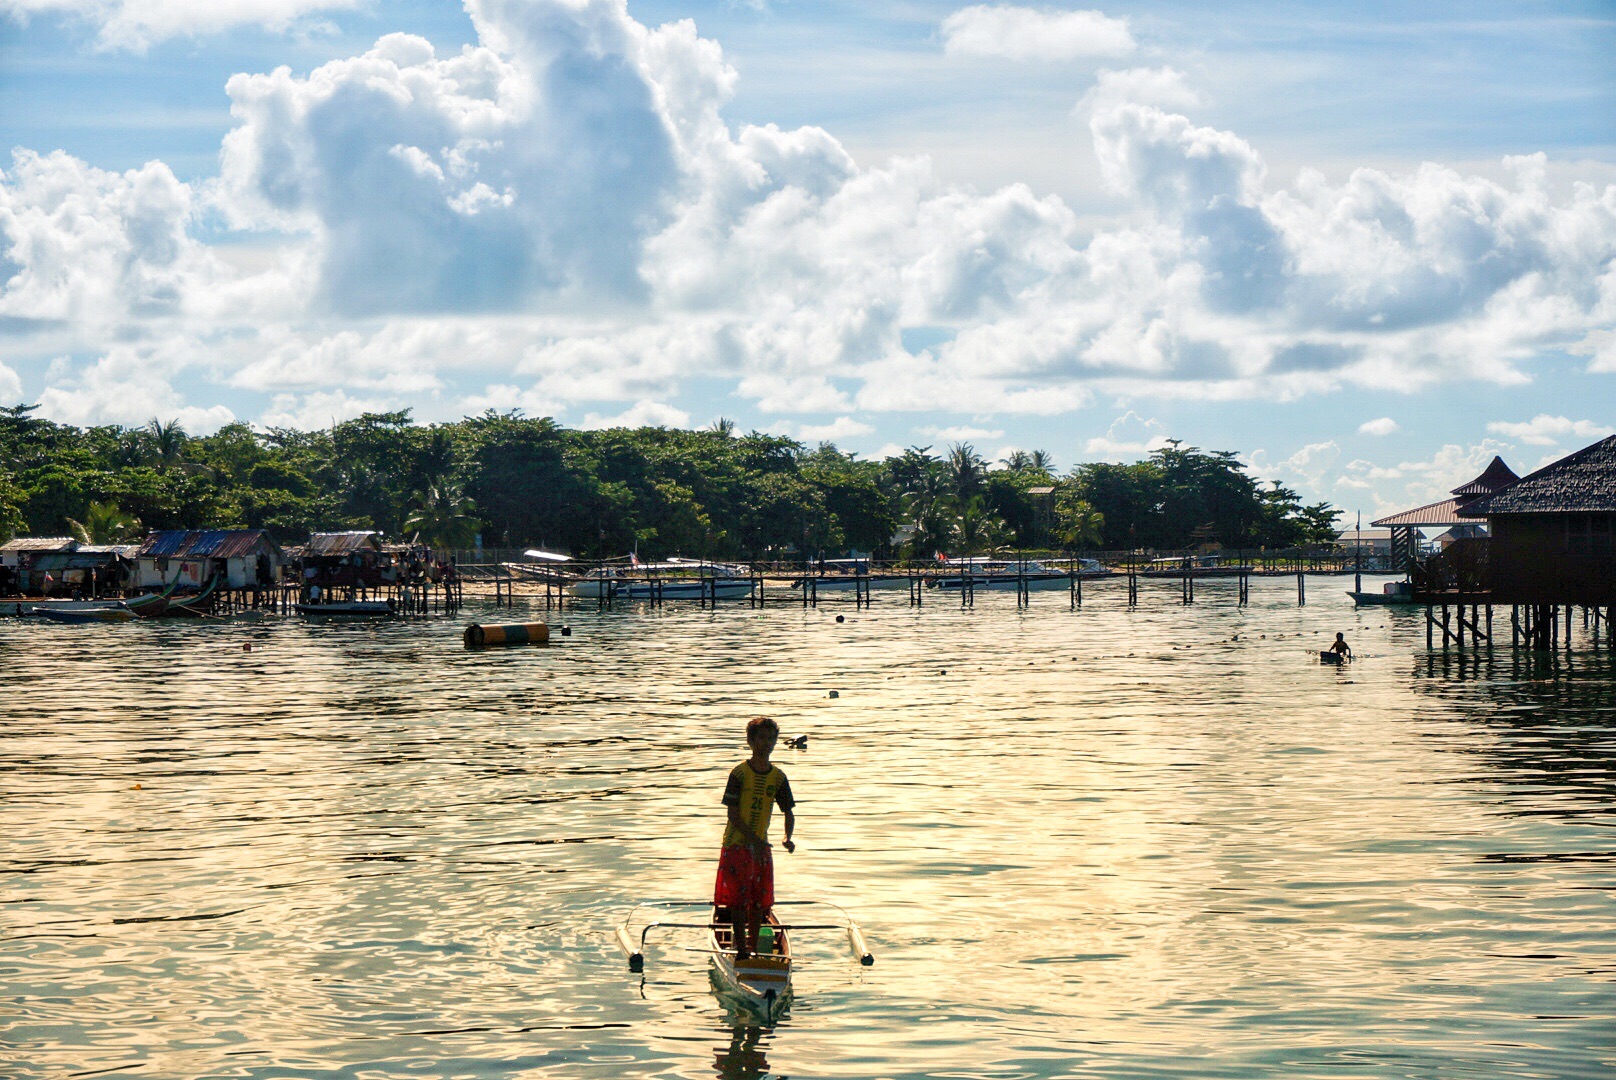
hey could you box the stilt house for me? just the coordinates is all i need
[134,530,284,590]
[1458,435,1616,606]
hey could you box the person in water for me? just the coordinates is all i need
[1329,632,1352,658]
[715,716,796,960]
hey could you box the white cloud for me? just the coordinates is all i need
[1251,440,1341,487]
[941,6,1135,62]
[921,424,1004,442]
[1486,414,1615,446]
[580,400,692,430]
[0,361,19,400]
[1084,411,1167,456]
[1358,417,1400,436]
[1344,439,1515,514]
[34,345,235,432]
[0,0,361,51]
[791,416,875,442]
[259,388,399,430]
[0,0,1611,450]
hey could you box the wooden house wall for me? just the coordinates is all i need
[1486,513,1616,605]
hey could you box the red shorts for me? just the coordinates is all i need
[713,845,774,913]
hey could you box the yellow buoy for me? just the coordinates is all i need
[463,622,551,648]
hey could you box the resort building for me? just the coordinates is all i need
[1372,456,1519,571]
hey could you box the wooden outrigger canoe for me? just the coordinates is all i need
[616,900,873,1020]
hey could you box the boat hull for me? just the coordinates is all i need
[29,606,135,623]
[709,909,791,1018]
[1346,590,1418,606]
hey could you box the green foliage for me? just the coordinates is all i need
[0,403,1337,557]
[66,500,141,544]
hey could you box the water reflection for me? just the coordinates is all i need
[3,586,1615,1079]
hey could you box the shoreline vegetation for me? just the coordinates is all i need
[0,405,1339,560]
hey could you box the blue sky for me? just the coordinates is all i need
[1,0,1613,520]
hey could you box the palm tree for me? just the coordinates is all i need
[1029,449,1054,473]
[404,478,481,551]
[1054,488,1106,551]
[946,443,985,502]
[954,495,1009,555]
[144,418,188,472]
[66,500,141,544]
[1001,450,1032,472]
[708,418,736,437]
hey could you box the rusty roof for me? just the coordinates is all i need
[0,536,76,552]
[137,530,279,558]
[306,531,384,555]
[1461,435,1616,516]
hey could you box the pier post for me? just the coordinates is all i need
[1297,571,1305,606]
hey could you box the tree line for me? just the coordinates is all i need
[0,405,1340,559]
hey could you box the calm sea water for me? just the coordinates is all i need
[3,576,1613,1080]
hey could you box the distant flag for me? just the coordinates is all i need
[629,551,640,567]
[935,551,947,563]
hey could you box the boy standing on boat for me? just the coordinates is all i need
[716,716,795,960]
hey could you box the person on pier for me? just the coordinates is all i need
[715,716,796,960]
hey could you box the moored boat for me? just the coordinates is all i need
[29,605,135,623]
[1347,580,1418,606]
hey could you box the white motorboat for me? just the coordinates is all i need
[568,559,754,600]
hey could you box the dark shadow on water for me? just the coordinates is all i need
[1409,646,1616,828]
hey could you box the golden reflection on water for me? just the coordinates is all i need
[3,577,1614,1079]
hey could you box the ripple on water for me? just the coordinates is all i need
[3,581,1614,1079]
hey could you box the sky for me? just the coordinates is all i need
[1,0,1614,522]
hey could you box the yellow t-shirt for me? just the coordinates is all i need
[721,761,794,849]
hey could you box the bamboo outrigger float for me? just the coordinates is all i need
[615,900,873,1019]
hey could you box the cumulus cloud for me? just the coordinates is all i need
[1342,440,1515,512]
[921,424,1004,442]
[0,360,21,401]
[34,345,236,431]
[259,388,400,430]
[0,0,361,51]
[1084,411,1167,456]
[941,5,1135,61]
[1358,417,1399,436]
[794,416,874,442]
[0,0,1612,461]
[1486,414,1614,446]
[1250,440,1341,487]
[580,399,692,430]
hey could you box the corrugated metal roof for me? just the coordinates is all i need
[137,530,278,558]
[1461,436,1616,516]
[306,531,383,555]
[0,536,76,552]
[1371,498,1472,528]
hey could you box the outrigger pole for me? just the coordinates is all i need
[615,900,874,971]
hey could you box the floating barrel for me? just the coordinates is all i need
[464,622,550,648]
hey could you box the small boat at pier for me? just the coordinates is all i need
[29,604,135,623]
[1347,580,1418,606]
[790,559,913,592]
